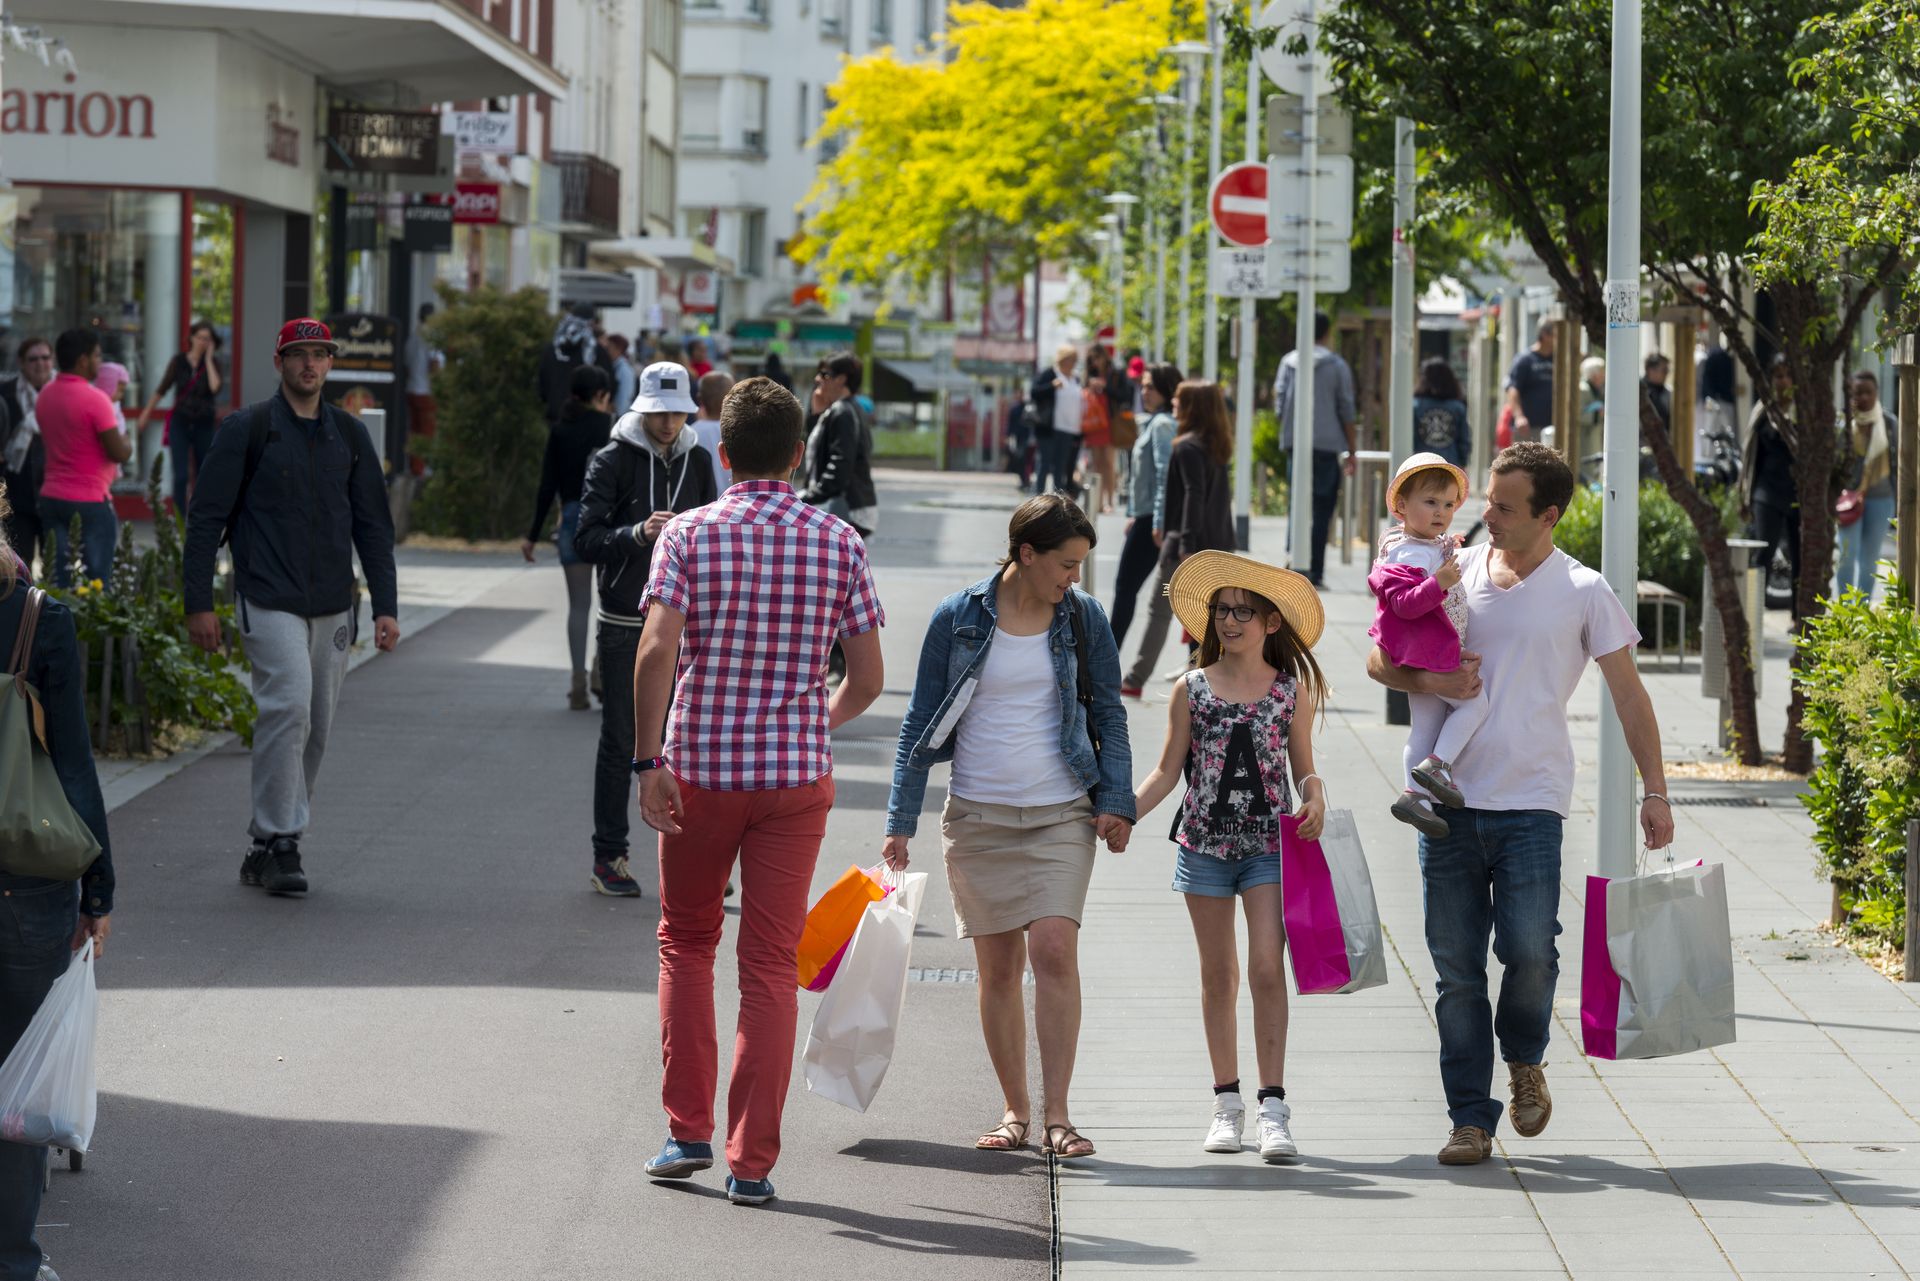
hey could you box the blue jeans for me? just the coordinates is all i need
[168,410,217,520]
[36,498,117,589]
[1834,495,1895,600]
[1032,433,1080,497]
[0,875,78,1281]
[1108,515,1160,647]
[1419,808,1564,1135]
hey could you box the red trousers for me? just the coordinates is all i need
[657,774,834,1180]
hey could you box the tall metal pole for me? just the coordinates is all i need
[1204,4,1224,384]
[1179,77,1197,371]
[1387,118,1417,474]
[1597,0,1642,880]
[1286,0,1319,573]
[1233,0,1260,550]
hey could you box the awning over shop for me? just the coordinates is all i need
[871,358,974,404]
[589,238,665,272]
[19,0,567,104]
[559,269,636,309]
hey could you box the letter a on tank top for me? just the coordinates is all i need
[1209,721,1274,821]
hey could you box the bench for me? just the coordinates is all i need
[1636,581,1686,669]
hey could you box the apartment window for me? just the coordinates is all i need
[797,83,810,148]
[821,0,845,38]
[646,141,675,224]
[741,77,768,154]
[683,77,721,148]
[870,0,892,40]
[739,209,767,277]
[648,0,679,62]
[682,207,720,241]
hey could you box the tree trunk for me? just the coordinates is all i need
[1638,387,1763,763]
[1773,282,1840,775]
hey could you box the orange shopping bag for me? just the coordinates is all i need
[797,864,887,990]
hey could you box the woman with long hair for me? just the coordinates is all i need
[136,320,225,518]
[522,364,616,708]
[1123,380,1236,693]
[884,494,1135,1159]
[1412,357,1472,468]
[1110,363,1181,648]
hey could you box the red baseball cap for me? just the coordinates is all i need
[275,318,338,355]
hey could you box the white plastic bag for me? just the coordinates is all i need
[0,939,99,1151]
[804,868,927,1113]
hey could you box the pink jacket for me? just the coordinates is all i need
[1368,562,1463,672]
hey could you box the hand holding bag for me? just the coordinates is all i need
[796,863,887,991]
[1581,851,1736,1060]
[0,939,100,1151]
[1280,804,1388,995]
[803,865,929,1113]
[0,587,102,881]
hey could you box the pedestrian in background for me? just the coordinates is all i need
[1132,552,1328,1163]
[1741,354,1801,611]
[184,318,400,897]
[762,351,794,393]
[136,321,224,518]
[635,376,885,1206]
[690,369,735,493]
[1835,370,1898,601]
[883,494,1133,1162]
[1578,355,1606,462]
[606,333,638,411]
[1412,357,1472,468]
[1642,353,1673,438]
[1503,318,1557,444]
[1110,362,1180,650]
[1273,312,1358,588]
[402,303,440,478]
[1,337,54,571]
[686,336,715,380]
[523,364,616,710]
[575,361,716,898]
[0,534,115,1281]
[801,352,878,537]
[539,303,608,425]
[1028,345,1083,498]
[1004,387,1033,487]
[1082,347,1118,513]
[1123,380,1236,693]
[37,330,131,587]
[1696,333,1739,483]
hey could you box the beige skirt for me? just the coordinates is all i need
[939,793,1097,938]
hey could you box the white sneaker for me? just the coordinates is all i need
[1203,1095,1246,1153]
[1257,1098,1297,1162]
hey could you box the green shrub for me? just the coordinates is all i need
[412,286,553,540]
[1553,480,1734,645]
[1797,583,1919,944]
[1251,410,1290,516]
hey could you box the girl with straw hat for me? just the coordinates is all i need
[1133,550,1328,1163]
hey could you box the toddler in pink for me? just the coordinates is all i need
[1367,453,1488,838]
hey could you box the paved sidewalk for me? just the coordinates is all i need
[1063,505,1920,1279]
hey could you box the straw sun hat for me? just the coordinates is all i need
[1166,551,1325,649]
[1385,451,1471,516]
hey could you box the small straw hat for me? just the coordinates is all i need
[1385,452,1471,516]
[1166,551,1325,649]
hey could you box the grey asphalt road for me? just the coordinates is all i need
[40,471,1057,1281]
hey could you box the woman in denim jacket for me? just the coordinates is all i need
[882,494,1134,1161]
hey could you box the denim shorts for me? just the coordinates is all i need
[1171,846,1283,898]
[556,500,583,566]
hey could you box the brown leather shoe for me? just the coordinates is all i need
[1437,1125,1493,1166]
[1508,1062,1552,1138]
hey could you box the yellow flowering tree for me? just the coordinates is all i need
[798,0,1199,289]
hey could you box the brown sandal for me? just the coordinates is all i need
[975,1119,1030,1151]
[1044,1123,1096,1159]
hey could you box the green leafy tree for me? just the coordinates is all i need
[412,287,553,541]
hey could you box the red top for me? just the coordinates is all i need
[645,481,884,791]
[37,374,122,503]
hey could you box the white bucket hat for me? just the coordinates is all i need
[630,361,698,415]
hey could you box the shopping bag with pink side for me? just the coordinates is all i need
[1280,810,1388,995]
[1581,857,1736,1060]
[804,865,929,1112]
[796,863,888,992]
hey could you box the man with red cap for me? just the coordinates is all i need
[183,318,400,896]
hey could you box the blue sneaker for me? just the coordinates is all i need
[725,1174,776,1205]
[644,1138,714,1179]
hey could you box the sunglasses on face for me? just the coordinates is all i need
[1213,605,1258,624]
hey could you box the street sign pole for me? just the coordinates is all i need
[1286,0,1318,575]
[1386,115,1417,726]
[1235,0,1262,551]
[1598,0,1643,880]
[1204,5,1224,383]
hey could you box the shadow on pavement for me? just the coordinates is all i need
[840,1136,1043,1177]
[767,1193,1053,1261]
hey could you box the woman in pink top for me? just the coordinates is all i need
[35,330,132,586]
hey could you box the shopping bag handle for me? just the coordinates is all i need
[867,860,901,894]
[1297,773,1328,806]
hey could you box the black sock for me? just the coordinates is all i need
[1212,1079,1241,1096]
[1257,1086,1286,1102]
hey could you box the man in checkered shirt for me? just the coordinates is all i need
[631,376,885,1206]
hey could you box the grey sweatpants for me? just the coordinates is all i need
[243,601,352,841]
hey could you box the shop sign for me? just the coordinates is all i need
[404,202,454,254]
[325,108,442,176]
[954,335,1037,366]
[453,183,501,225]
[449,110,515,155]
[1,86,155,139]
[343,200,382,252]
[682,270,719,314]
[326,313,402,457]
[266,102,300,167]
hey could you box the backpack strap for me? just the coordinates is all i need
[220,401,274,547]
[9,585,43,680]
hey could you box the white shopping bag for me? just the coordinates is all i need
[1581,859,1736,1060]
[804,868,928,1113]
[0,939,99,1151]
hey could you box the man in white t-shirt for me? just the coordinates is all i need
[690,370,734,493]
[1366,442,1675,1169]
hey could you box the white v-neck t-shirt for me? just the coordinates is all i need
[949,628,1085,807]
[1447,544,1640,817]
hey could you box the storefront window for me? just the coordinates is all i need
[0,186,183,405]
[190,199,236,337]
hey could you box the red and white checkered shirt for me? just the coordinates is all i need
[645,480,885,791]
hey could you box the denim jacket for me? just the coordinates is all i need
[886,574,1135,838]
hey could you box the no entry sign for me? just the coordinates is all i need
[1209,162,1270,247]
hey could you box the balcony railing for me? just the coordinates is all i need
[552,151,622,234]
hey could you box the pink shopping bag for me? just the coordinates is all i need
[1280,814,1353,995]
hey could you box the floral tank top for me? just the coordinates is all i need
[1174,669,1296,860]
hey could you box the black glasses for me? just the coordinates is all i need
[1213,605,1258,623]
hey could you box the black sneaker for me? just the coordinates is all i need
[239,841,269,888]
[591,856,643,898]
[262,837,308,895]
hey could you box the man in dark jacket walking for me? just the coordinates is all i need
[184,318,399,896]
[800,352,877,536]
[575,360,718,897]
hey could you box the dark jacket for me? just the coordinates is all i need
[1159,435,1235,574]
[527,401,614,542]
[0,585,113,916]
[183,391,399,620]
[800,396,877,517]
[1028,368,1061,436]
[574,419,718,621]
[0,376,46,535]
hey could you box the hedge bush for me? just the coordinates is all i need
[1553,480,1739,645]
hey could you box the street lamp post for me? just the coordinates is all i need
[1203,4,1224,383]
[1104,193,1140,360]
[1165,42,1209,375]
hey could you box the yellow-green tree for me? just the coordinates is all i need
[798,0,1200,289]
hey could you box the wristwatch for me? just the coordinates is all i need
[631,756,668,775]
